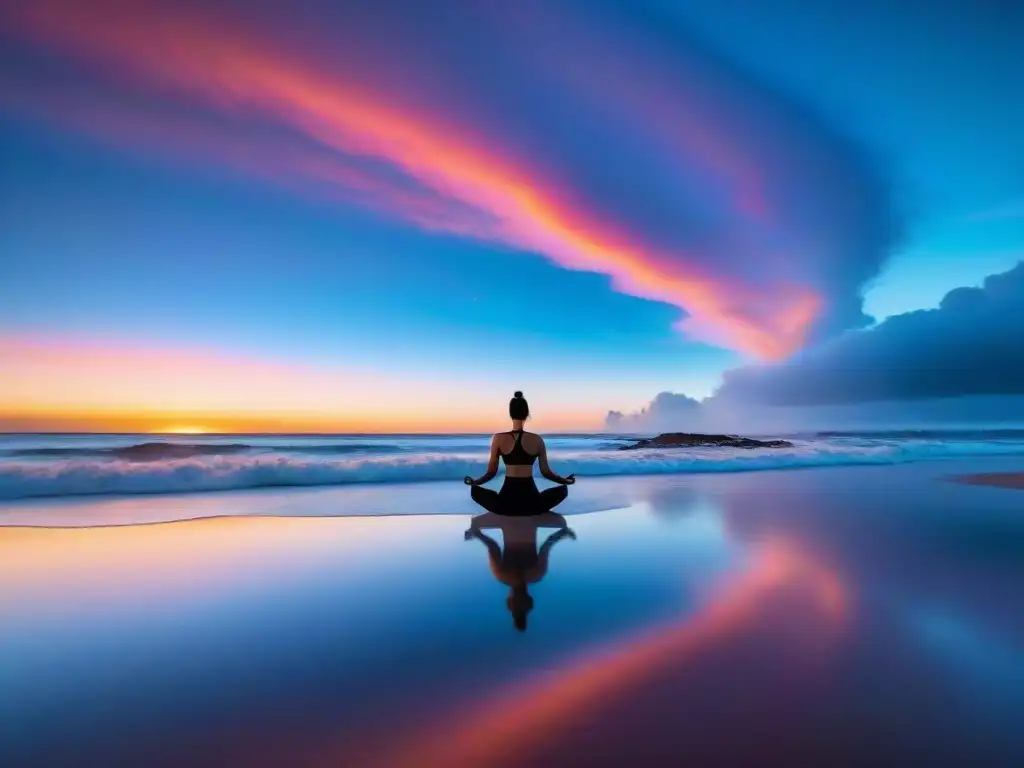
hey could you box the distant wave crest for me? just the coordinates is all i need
[813,429,1024,440]
[7,441,402,461]
[3,440,1024,500]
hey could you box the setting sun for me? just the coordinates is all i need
[155,426,210,435]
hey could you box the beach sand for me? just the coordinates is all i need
[3,459,1024,766]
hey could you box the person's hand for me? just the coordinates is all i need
[464,528,477,540]
[563,474,576,485]
[463,476,475,486]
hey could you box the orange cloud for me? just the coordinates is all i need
[6,0,821,359]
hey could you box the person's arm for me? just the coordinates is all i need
[540,527,574,553]
[466,528,503,561]
[464,435,501,486]
[538,438,575,485]
[529,527,575,581]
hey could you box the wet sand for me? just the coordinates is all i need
[2,460,1024,767]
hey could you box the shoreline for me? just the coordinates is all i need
[4,456,1024,529]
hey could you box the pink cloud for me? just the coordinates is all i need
[2,0,845,359]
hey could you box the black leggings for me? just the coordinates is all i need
[470,477,568,516]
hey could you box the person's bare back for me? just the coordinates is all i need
[463,392,575,516]
[495,430,542,478]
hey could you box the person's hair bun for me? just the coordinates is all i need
[508,390,530,420]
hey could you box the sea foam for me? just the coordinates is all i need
[3,439,1024,500]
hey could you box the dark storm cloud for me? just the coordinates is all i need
[608,262,1024,431]
[714,261,1024,405]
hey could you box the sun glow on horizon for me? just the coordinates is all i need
[0,332,612,434]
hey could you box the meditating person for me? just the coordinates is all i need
[464,391,575,516]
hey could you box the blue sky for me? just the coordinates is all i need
[658,0,1024,320]
[1,0,1021,431]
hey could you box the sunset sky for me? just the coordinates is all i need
[2,0,1022,433]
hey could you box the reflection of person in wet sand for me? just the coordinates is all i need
[464,391,575,516]
[465,511,576,632]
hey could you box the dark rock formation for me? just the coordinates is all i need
[619,433,793,450]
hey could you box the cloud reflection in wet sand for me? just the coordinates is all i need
[353,538,847,768]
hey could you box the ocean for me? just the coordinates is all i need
[4,429,1024,500]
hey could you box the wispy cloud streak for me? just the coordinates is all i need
[2,0,898,358]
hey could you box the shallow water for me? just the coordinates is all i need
[2,462,1023,766]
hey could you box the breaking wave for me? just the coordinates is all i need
[6,441,402,461]
[3,439,1024,500]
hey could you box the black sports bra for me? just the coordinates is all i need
[501,430,537,466]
